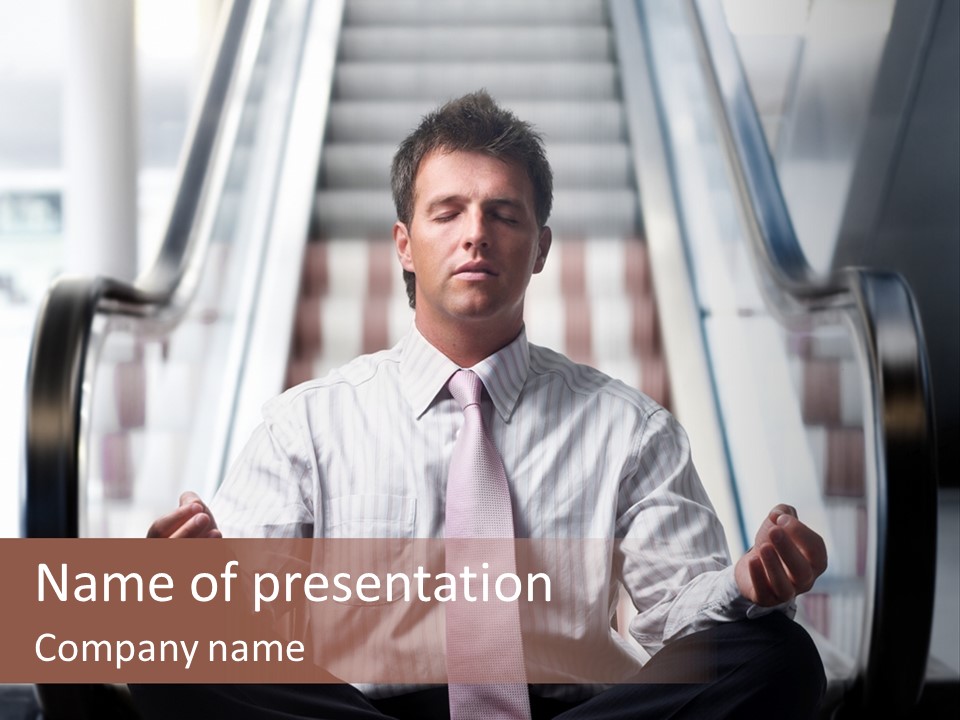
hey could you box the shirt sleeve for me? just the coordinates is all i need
[211,393,317,538]
[615,408,790,656]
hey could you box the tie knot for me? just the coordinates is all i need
[448,369,483,411]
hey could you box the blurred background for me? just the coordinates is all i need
[0,0,221,534]
[1,0,956,716]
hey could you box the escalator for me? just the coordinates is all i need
[20,0,939,717]
[292,0,669,417]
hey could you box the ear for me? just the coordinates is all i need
[532,226,552,274]
[394,220,416,273]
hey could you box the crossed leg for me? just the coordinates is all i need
[130,614,825,720]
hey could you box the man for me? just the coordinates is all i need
[138,91,827,719]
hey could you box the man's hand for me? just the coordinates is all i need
[735,504,827,606]
[147,492,222,538]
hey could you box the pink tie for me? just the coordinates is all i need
[445,370,531,720]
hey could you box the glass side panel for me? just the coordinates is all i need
[638,0,874,683]
[79,0,313,538]
[727,0,895,275]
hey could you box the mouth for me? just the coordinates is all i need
[454,261,498,277]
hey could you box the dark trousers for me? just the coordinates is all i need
[131,613,825,720]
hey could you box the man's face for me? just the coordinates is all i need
[393,149,551,340]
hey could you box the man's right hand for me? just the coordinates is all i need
[146,491,222,538]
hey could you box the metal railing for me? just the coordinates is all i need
[687,0,938,713]
[22,0,258,538]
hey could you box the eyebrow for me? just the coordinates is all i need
[424,196,525,213]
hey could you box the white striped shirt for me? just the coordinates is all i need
[213,325,756,697]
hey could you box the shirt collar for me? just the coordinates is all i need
[399,323,530,422]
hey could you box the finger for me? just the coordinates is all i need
[179,492,214,514]
[769,526,816,593]
[777,515,828,576]
[168,511,213,539]
[147,502,204,538]
[755,504,797,545]
[179,492,221,535]
[754,516,777,546]
[759,543,796,605]
[746,554,776,606]
[771,504,798,520]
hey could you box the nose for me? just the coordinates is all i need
[461,207,489,250]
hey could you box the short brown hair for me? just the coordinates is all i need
[391,90,553,308]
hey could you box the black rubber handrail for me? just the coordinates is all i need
[850,270,937,715]
[23,0,253,539]
[686,0,938,713]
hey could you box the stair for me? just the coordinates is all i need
[289,0,669,411]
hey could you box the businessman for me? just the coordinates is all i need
[137,91,827,719]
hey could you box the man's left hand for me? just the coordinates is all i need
[735,504,828,607]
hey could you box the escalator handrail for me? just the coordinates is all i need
[687,0,938,712]
[22,0,255,538]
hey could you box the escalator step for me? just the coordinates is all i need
[334,63,618,101]
[344,0,607,26]
[325,101,627,143]
[338,27,612,62]
[319,143,633,189]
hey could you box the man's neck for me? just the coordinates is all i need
[414,316,522,368]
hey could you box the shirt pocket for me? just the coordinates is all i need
[323,494,417,538]
[321,494,418,606]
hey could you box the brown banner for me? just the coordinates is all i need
[0,538,716,684]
